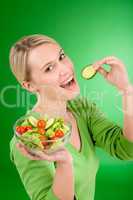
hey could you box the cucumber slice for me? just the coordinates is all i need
[28,116,38,127]
[45,129,55,138]
[21,119,31,126]
[52,122,61,131]
[81,64,97,79]
[61,124,70,134]
[45,118,55,129]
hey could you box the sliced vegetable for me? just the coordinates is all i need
[45,129,55,138]
[45,118,55,129]
[28,116,38,127]
[16,126,21,134]
[38,128,46,135]
[61,124,70,133]
[16,126,27,135]
[81,64,97,79]
[21,119,31,126]
[55,130,64,138]
[15,112,71,153]
[37,119,46,129]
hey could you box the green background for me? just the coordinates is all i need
[1,0,133,199]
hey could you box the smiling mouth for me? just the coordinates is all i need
[60,77,75,89]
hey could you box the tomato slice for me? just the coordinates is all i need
[16,126,22,134]
[55,130,64,138]
[38,128,46,135]
[37,120,46,129]
[16,126,27,134]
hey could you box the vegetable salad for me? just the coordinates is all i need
[14,112,71,153]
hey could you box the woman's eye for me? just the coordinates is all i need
[45,65,54,72]
[59,53,66,60]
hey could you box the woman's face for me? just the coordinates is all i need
[27,42,80,100]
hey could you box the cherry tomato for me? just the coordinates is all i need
[38,128,45,135]
[16,126,26,134]
[20,126,27,134]
[16,126,22,134]
[37,120,46,129]
[55,130,64,138]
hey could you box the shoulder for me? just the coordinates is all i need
[67,94,95,117]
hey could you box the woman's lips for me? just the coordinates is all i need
[60,77,77,90]
[60,74,74,86]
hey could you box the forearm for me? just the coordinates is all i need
[52,161,75,200]
[120,84,133,141]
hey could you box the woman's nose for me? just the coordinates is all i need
[58,61,72,78]
[60,71,68,76]
[59,64,70,74]
[60,70,72,77]
[59,71,73,86]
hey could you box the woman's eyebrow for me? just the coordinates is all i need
[40,48,63,71]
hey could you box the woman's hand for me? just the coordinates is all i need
[16,143,73,165]
[93,56,131,91]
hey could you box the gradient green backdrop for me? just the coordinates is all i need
[1,0,133,199]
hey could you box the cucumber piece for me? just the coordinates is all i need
[45,129,54,138]
[28,116,38,127]
[62,124,70,132]
[81,64,97,79]
[21,132,44,149]
[52,122,61,129]
[21,119,31,126]
[55,117,64,124]
[45,118,55,129]
[61,124,70,134]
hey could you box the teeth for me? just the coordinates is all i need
[61,76,73,86]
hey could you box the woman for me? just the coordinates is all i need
[9,34,133,200]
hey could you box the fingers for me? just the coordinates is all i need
[36,147,67,162]
[93,56,124,70]
[103,56,124,68]
[33,150,55,161]
[16,143,41,160]
[16,143,69,162]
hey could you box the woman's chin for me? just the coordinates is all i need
[60,80,80,101]
[67,90,80,100]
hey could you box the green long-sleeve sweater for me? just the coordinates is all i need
[10,95,133,200]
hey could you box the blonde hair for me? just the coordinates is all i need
[9,34,58,84]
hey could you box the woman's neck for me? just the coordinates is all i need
[32,93,70,120]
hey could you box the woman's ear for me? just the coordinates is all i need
[21,81,36,93]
